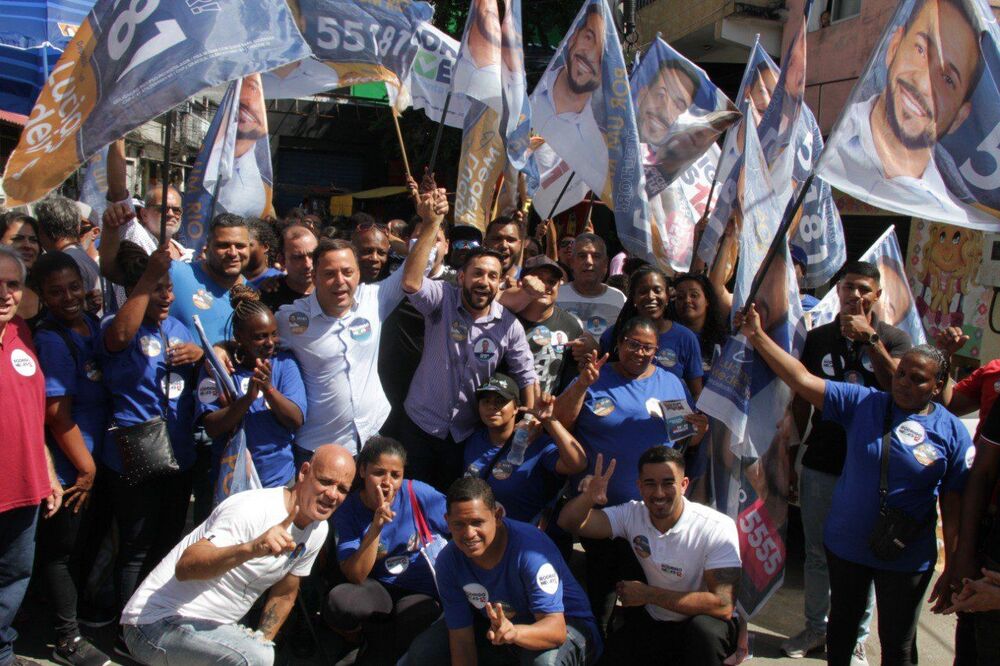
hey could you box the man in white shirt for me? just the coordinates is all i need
[452,0,502,105]
[120,444,356,666]
[556,233,625,337]
[530,4,609,198]
[275,189,448,461]
[559,446,741,665]
[215,74,269,218]
[818,0,993,226]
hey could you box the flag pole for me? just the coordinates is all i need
[743,173,815,309]
[427,91,452,175]
[159,109,175,247]
[391,108,413,182]
[545,171,576,220]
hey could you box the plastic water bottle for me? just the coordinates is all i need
[507,415,535,465]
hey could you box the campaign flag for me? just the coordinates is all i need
[530,0,650,260]
[530,142,591,219]
[179,74,275,253]
[809,226,927,343]
[632,37,739,196]
[816,0,1000,232]
[292,0,433,98]
[2,0,311,206]
[79,145,110,226]
[192,315,262,506]
[405,23,466,127]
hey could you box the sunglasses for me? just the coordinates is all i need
[146,204,182,215]
[356,221,387,232]
[558,239,575,248]
[621,337,657,356]
[452,240,481,251]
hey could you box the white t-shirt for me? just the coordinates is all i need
[556,283,626,337]
[604,498,741,622]
[121,488,327,626]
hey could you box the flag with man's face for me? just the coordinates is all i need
[179,74,275,254]
[631,37,739,197]
[2,0,310,206]
[529,0,650,260]
[816,0,1000,232]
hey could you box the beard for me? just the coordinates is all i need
[884,77,936,150]
[462,284,496,309]
[566,53,600,94]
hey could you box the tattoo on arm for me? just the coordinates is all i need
[707,567,741,609]
[258,601,281,637]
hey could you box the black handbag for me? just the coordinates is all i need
[112,326,179,486]
[868,405,934,561]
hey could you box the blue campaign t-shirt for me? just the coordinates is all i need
[34,315,109,486]
[247,267,284,290]
[168,260,238,345]
[97,316,197,474]
[334,480,449,597]
[436,518,600,651]
[600,322,704,384]
[822,381,973,572]
[194,351,307,488]
[573,364,692,505]
[462,428,563,523]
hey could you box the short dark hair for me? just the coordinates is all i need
[31,251,81,291]
[573,232,607,256]
[247,218,278,264]
[358,436,408,469]
[209,213,248,236]
[615,315,658,343]
[837,260,881,284]
[0,212,39,242]
[485,216,524,241]
[446,477,497,512]
[638,445,685,474]
[116,240,153,290]
[349,212,378,229]
[34,196,80,241]
[312,237,357,265]
[460,248,505,271]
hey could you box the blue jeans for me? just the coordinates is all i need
[123,617,274,666]
[800,466,873,640]
[0,504,39,666]
[398,615,597,666]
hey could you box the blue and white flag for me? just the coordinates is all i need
[179,74,275,254]
[79,145,110,226]
[404,23,465,127]
[530,0,650,260]
[631,37,739,196]
[817,0,1000,232]
[3,0,311,206]
[809,226,927,343]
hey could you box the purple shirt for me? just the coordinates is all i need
[404,279,537,441]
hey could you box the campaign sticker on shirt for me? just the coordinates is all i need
[551,330,569,353]
[197,377,219,404]
[139,335,162,358]
[463,583,489,608]
[912,443,941,467]
[821,354,836,376]
[660,563,684,578]
[161,372,185,400]
[407,532,420,553]
[585,316,608,335]
[289,542,306,560]
[239,376,255,398]
[288,312,309,335]
[535,563,560,595]
[83,360,102,382]
[531,325,552,348]
[465,463,482,478]
[450,320,468,342]
[702,358,713,373]
[844,370,862,385]
[591,397,615,417]
[656,348,678,368]
[632,535,652,559]
[492,461,513,480]
[385,556,410,575]
[10,348,37,377]
[895,421,926,447]
[473,337,498,362]
[349,317,372,343]
[192,289,214,310]
[861,353,874,373]
[966,446,977,469]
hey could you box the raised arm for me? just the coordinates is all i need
[103,244,171,353]
[557,454,615,539]
[402,188,448,294]
[339,486,395,584]
[524,394,587,475]
[736,303,826,410]
[552,351,607,432]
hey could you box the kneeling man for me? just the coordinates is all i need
[120,444,356,665]
[559,446,741,665]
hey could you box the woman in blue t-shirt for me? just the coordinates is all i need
[327,437,449,665]
[554,315,708,634]
[738,303,971,666]
[197,285,306,489]
[668,272,729,373]
[462,374,587,524]
[603,266,704,399]
[98,241,204,611]
[31,252,112,664]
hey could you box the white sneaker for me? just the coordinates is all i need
[851,641,869,666]
[781,627,826,658]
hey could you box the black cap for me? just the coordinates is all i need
[475,373,519,403]
[522,254,568,281]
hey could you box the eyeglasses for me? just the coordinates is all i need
[146,204,182,215]
[452,240,481,251]
[621,337,657,356]
[558,239,575,248]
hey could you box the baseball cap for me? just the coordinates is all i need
[475,373,519,404]
[522,254,567,281]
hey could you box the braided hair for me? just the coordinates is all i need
[226,285,274,360]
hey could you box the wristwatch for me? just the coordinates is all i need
[864,331,880,346]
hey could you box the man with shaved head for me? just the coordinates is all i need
[120,444,356,665]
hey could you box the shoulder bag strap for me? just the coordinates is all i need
[34,319,79,366]
[480,434,516,481]
[158,324,169,420]
[407,480,433,546]
[879,400,893,510]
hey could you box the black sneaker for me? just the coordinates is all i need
[53,636,112,666]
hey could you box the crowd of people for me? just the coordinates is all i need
[0,168,996,666]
